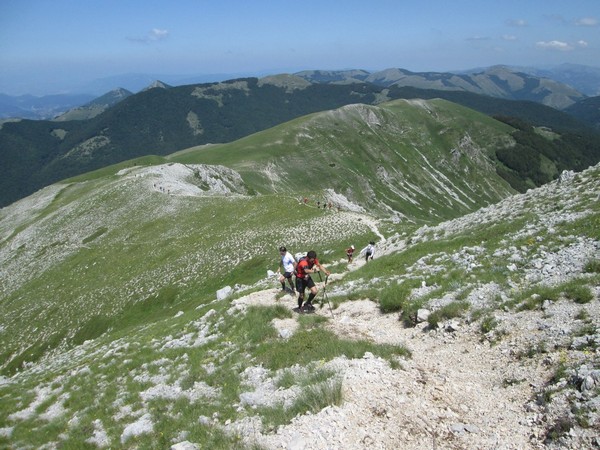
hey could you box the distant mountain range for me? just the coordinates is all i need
[1,64,599,120]
[520,63,600,97]
[296,65,586,109]
[0,93,95,120]
[1,65,600,208]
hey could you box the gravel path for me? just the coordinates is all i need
[230,256,598,449]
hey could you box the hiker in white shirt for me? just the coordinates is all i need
[360,241,376,262]
[277,246,297,292]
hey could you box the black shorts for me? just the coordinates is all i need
[282,271,293,279]
[295,276,315,293]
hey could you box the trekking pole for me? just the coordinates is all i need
[315,271,334,318]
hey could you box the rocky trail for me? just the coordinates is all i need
[226,247,599,450]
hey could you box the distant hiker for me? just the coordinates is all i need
[277,246,297,292]
[360,241,376,262]
[295,250,330,312]
[303,197,308,204]
[346,245,355,263]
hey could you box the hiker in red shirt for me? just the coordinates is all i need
[295,250,330,313]
[345,245,355,263]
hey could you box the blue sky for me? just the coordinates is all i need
[1,0,599,95]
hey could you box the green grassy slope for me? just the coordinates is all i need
[0,172,378,376]
[0,98,518,378]
[0,96,598,447]
[172,99,517,222]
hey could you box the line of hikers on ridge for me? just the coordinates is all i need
[277,241,376,313]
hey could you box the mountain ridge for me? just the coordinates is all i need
[3,64,596,119]
[2,73,599,209]
[295,65,586,110]
[53,88,133,121]
[170,99,518,221]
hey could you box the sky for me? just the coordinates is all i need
[1,0,599,95]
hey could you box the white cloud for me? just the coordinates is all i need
[575,17,598,27]
[127,28,169,44]
[577,40,589,48]
[535,40,573,51]
[502,35,517,41]
[506,19,527,27]
[149,29,169,41]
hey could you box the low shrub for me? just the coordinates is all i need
[517,285,560,311]
[574,308,590,321]
[583,258,600,273]
[545,416,573,443]
[427,301,469,329]
[399,298,425,327]
[480,315,498,334]
[564,283,593,304]
[296,378,343,413]
[379,283,412,313]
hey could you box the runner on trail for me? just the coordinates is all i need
[295,250,330,312]
[277,246,296,292]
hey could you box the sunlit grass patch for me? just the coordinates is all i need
[427,301,470,329]
[378,282,414,313]
[515,285,561,311]
[563,281,594,304]
[257,377,342,432]
[297,314,328,330]
[254,327,410,371]
[583,258,600,274]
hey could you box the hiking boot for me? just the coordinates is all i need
[304,302,315,311]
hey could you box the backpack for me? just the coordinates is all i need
[294,256,314,278]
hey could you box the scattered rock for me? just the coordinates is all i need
[216,286,233,300]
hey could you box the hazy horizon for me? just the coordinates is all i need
[2,0,599,96]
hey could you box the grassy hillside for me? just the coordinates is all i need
[0,98,518,374]
[0,158,597,448]
[0,168,381,375]
[0,98,520,375]
[0,92,598,446]
[172,99,517,222]
[0,156,400,448]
